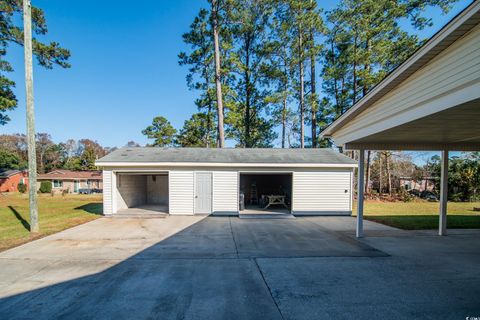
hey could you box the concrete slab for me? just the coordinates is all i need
[239,213,295,219]
[241,208,291,215]
[116,204,169,218]
[231,218,386,258]
[0,216,208,261]
[0,259,282,320]
[0,215,479,319]
[256,235,480,320]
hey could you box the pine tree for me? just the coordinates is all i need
[281,0,323,148]
[179,9,217,147]
[0,1,70,125]
[176,113,217,147]
[142,116,177,147]
[225,0,276,148]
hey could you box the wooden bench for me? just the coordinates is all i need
[263,195,288,209]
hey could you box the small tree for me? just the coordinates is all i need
[142,116,177,147]
[0,148,21,169]
[176,113,216,147]
[39,181,52,193]
[17,181,27,193]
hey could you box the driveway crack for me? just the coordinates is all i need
[229,217,239,258]
[253,258,285,320]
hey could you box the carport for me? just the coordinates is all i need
[116,172,169,214]
[320,2,480,237]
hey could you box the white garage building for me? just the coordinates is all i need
[96,148,357,216]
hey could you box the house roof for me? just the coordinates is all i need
[96,148,357,167]
[320,0,480,138]
[37,170,102,180]
[0,169,22,179]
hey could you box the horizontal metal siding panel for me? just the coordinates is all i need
[213,171,238,213]
[293,171,351,212]
[336,25,480,140]
[102,170,112,215]
[169,170,194,215]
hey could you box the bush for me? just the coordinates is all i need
[39,181,52,193]
[398,187,414,202]
[17,182,27,193]
[450,192,463,202]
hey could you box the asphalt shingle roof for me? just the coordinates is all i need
[0,169,22,178]
[96,148,357,165]
[37,170,102,180]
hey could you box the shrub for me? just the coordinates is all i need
[17,182,27,194]
[39,181,52,193]
[398,187,414,202]
[450,192,463,202]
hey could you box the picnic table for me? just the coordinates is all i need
[263,195,288,209]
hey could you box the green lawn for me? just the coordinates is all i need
[356,200,480,230]
[1,194,479,251]
[0,193,102,252]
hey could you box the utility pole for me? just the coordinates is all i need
[23,0,39,233]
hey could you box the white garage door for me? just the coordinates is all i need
[292,170,352,215]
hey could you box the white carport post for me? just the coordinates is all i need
[356,149,365,238]
[439,150,449,236]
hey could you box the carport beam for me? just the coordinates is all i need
[439,150,449,236]
[356,150,365,238]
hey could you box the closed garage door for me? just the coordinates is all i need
[292,170,352,215]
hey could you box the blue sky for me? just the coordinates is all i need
[3,0,472,152]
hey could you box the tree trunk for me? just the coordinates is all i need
[386,152,392,195]
[244,35,251,148]
[206,104,212,148]
[365,150,371,194]
[363,39,371,97]
[379,155,383,194]
[282,95,287,149]
[299,32,305,148]
[310,37,317,148]
[203,62,212,148]
[329,35,341,118]
[211,0,225,148]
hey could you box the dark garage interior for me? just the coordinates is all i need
[239,173,292,211]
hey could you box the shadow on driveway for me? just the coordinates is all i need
[0,217,385,319]
[2,217,479,319]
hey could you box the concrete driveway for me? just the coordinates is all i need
[0,216,479,319]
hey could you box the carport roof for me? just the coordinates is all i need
[96,148,357,166]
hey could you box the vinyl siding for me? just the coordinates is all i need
[169,170,194,215]
[103,170,112,215]
[334,24,480,145]
[292,170,352,214]
[102,166,355,216]
[213,171,238,214]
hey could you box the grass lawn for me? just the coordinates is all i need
[355,200,480,230]
[0,193,102,252]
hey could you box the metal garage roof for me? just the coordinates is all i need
[96,148,357,166]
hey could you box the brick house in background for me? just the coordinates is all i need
[37,170,103,194]
[0,169,28,193]
[399,177,436,192]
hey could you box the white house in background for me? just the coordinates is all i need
[95,148,357,216]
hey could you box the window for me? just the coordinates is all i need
[53,180,63,188]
